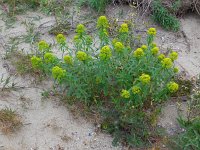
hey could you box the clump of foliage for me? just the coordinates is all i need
[152,0,180,31]
[0,108,22,134]
[31,16,180,147]
[170,77,200,150]
[78,0,111,12]
[1,0,40,16]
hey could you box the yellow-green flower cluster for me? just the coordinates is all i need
[31,56,42,69]
[121,89,130,98]
[52,66,66,81]
[76,24,86,34]
[73,35,81,44]
[158,54,165,61]
[76,51,88,61]
[112,38,118,45]
[151,47,159,55]
[151,43,157,48]
[99,46,112,60]
[161,58,173,68]
[44,53,56,63]
[147,28,156,36]
[38,40,49,51]
[64,55,73,65]
[173,67,179,73]
[132,86,141,94]
[119,23,129,33]
[56,34,66,44]
[133,48,144,58]
[114,42,124,53]
[169,51,178,61]
[141,45,147,51]
[167,81,179,93]
[97,16,109,29]
[139,74,151,84]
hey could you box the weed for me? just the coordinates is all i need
[30,16,180,147]
[152,0,180,31]
[0,108,22,134]
[78,0,111,12]
[169,76,200,150]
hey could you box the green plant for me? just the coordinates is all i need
[0,108,22,134]
[152,0,180,31]
[169,76,200,150]
[31,16,180,147]
[78,0,111,12]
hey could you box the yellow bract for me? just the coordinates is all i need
[44,53,56,63]
[147,28,156,36]
[169,51,178,61]
[76,24,86,34]
[52,66,66,81]
[139,74,151,84]
[99,45,112,60]
[97,16,109,28]
[132,86,141,94]
[134,48,144,58]
[38,40,49,51]
[64,55,73,65]
[162,58,173,68]
[121,89,130,99]
[114,42,124,53]
[151,47,159,55]
[141,45,147,51]
[119,23,129,33]
[76,51,88,61]
[173,67,179,73]
[167,81,179,93]
[31,56,42,69]
[158,54,165,60]
[56,34,66,44]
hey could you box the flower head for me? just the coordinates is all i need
[76,51,88,61]
[139,74,151,84]
[119,23,129,33]
[114,42,124,53]
[73,35,81,44]
[151,47,159,55]
[76,24,86,34]
[141,45,147,51]
[38,40,49,51]
[167,81,179,93]
[169,51,178,61]
[132,86,141,94]
[147,28,156,36]
[121,89,130,99]
[112,38,118,45]
[99,45,112,60]
[162,58,173,68]
[52,66,66,81]
[151,42,157,47]
[133,48,144,58]
[158,54,165,60]
[173,67,179,73]
[31,56,42,69]
[97,16,109,28]
[56,34,66,44]
[44,53,56,63]
[64,55,73,65]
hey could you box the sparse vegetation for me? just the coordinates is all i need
[0,108,22,134]
[152,0,180,31]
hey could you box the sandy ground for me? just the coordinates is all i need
[0,5,200,150]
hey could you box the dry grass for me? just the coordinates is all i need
[0,108,22,134]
